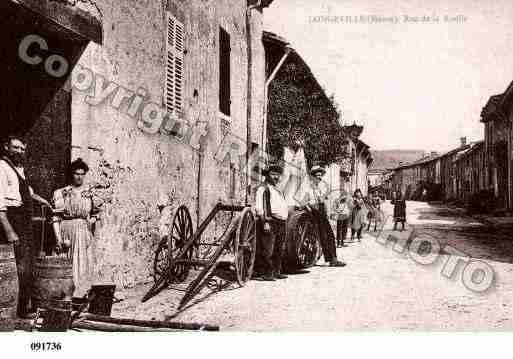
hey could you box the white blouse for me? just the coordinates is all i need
[255,184,288,221]
[0,159,34,211]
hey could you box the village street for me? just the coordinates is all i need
[112,201,513,330]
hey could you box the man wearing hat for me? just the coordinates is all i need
[254,162,289,281]
[304,165,346,267]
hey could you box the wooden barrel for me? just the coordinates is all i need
[32,256,75,311]
[0,244,18,319]
[283,210,321,272]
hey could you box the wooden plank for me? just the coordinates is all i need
[73,320,181,332]
[79,313,219,331]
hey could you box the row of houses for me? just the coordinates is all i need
[381,137,487,209]
[4,1,372,289]
[379,79,513,214]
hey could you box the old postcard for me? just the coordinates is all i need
[0,0,512,356]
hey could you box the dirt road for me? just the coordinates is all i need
[113,201,513,330]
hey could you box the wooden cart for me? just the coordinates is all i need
[142,203,257,309]
[142,202,323,308]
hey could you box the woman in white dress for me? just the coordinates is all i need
[51,159,101,297]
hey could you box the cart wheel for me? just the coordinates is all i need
[297,216,320,268]
[234,207,257,286]
[169,205,194,282]
[153,236,170,284]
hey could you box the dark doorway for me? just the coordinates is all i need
[0,1,97,253]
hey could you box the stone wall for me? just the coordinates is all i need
[66,0,266,288]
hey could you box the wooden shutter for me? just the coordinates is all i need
[166,13,184,115]
[219,27,231,116]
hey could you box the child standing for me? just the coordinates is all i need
[350,189,367,242]
[332,189,353,247]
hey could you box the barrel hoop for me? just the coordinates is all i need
[32,298,72,311]
[33,272,74,279]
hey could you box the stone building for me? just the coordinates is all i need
[332,123,373,197]
[368,169,386,189]
[2,0,103,205]
[454,140,485,206]
[390,138,486,204]
[481,88,513,211]
[2,0,275,288]
[391,151,441,201]
[354,138,373,196]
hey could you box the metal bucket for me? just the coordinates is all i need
[88,284,116,316]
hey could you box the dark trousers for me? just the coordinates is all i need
[260,218,286,276]
[393,221,405,230]
[310,207,337,263]
[336,219,349,246]
[351,227,363,239]
[0,207,34,315]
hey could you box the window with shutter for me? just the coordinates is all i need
[219,27,231,116]
[166,13,184,116]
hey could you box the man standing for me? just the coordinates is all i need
[0,135,51,318]
[304,165,346,267]
[255,163,288,281]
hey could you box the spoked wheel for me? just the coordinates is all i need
[169,205,194,283]
[297,216,320,268]
[153,236,170,284]
[233,207,257,286]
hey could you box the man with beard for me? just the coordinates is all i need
[254,163,288,281]
[0,135,51,318]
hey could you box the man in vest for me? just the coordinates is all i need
[304,165,346,267]
[0,135,51,318]
[255,162,288,281]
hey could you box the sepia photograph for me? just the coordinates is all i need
[1,0,513,355]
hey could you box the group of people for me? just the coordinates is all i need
[0,135,99,319]
[0,134,410,318]
[254,162,384,281]
[332,188,383,247]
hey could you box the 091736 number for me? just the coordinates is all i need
[30,342,62,351]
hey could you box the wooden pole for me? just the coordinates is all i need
[73,320,181,332]
[79,313,219,331]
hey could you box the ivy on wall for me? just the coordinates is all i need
[267,53,346,168]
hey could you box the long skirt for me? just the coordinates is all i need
[61,218,93,297]
[393,200,406,222]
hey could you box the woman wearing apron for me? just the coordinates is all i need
[51,159,101,297]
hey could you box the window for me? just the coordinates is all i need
[219,27,231,116]
[165,13,184,115]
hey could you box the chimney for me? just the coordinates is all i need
[398,161,403,166]
[460,137,467,146]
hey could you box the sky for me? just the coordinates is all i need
[264,0,513,152]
